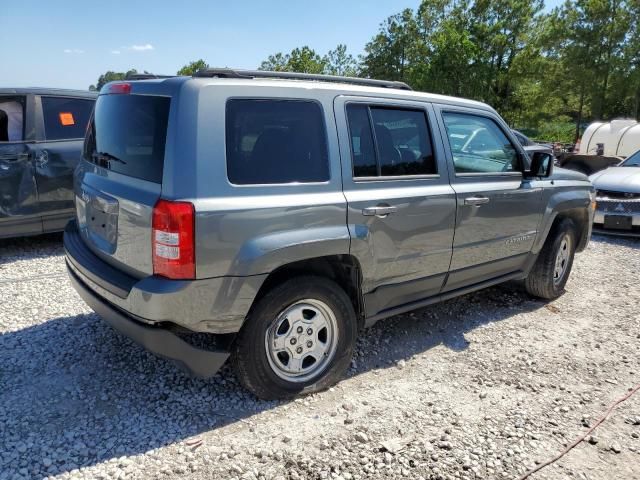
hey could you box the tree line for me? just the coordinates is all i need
[89,0,640,142]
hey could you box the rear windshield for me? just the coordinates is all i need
[84,94,170,183]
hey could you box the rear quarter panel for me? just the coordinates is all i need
[166,81,349,279]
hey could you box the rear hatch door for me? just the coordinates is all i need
[76,87,171,278]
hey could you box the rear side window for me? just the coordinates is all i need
[42,97,94,141]
[226,99,329,185]
[346,104,437,178]
[345,105,377,177]
[84,94,170,183]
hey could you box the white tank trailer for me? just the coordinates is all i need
[558,119,639,175]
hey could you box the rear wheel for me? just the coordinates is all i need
[525,218,577,299]
[232,276,357,400]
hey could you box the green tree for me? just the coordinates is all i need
[287,47,326,73]
[627,0,640,118]
[360,0,639,137]
[466,0,545,114]
[177,59,209,75]
[360,9,422,83]
[90,69,138,91]
[260,52,289,71]
[260,46,327,73]
[260,45,360,76]
[416,3,478,97]
[540,0,634,139]
[254,0,639,140]
[360,0,545,114]
[324,44,358,76]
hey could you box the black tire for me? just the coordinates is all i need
[231,276,357,400]
[525,218,577,299]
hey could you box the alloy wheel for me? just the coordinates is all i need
[265,299,339,383]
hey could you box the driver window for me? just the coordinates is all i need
[0,97,25,142]
[442,112,519,174]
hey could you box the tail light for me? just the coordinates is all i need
[152,199,195,279]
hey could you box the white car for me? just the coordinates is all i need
[590,149,640,236]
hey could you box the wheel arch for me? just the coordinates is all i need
[249,254,365,330]
[535,206,591,254]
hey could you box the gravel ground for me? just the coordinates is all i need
[0,233,639,480]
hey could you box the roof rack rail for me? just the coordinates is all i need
[192,68,412,91]
[125,73,174,80]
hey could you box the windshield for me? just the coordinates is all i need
[84,94,170,183]
[621,150,640,167]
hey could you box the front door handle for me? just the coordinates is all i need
[464,196,490,206]
[362,205,397,217]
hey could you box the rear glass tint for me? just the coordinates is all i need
[42,97,94,141]
[347,104,437,178]
[84,94,170,183]
[226,99,329,185]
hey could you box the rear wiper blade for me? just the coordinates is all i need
[92,151,127,165]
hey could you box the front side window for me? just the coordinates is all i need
[443,112,520,174]
[226,99,329,185]
[42,97,94,141]
[346,104,436,178]
[0,96,25,142]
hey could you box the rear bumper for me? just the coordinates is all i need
[64,220,266,334]
[67,265,229,377]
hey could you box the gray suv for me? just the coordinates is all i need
[64,70,594,399]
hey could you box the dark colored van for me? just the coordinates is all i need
[0,88,96,238]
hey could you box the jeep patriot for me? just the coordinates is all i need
[64,70,594,399]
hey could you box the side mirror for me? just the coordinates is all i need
[527,151,554,178]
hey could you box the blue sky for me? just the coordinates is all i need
[1,0,564,91]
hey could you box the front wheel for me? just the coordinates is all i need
[525,218,577,299]
[231,276,357,400]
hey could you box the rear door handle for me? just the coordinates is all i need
[464,196,490,206]
[362,205,397,217]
